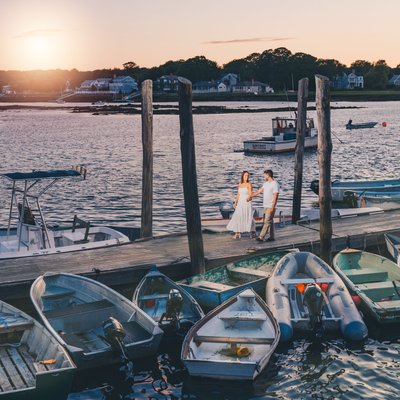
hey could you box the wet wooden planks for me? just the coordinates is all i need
[0,208,400,301]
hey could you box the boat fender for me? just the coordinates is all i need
[279,322,293,342]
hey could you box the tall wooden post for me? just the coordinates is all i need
[140,80,153,238]
[178,77,206,274]
[292,78,309,224]
[315,75,333,264]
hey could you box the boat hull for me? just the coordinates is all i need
[243,136,317,154]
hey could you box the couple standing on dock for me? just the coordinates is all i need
[227,169,279,242]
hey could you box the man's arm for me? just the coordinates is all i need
[247,187,263,201]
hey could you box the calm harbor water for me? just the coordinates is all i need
[1,101,400,399]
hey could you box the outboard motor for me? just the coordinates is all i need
[102,317,128,361]
[160,289,184,331]
[303,284,324,335]
[309,180,319,195]
[219,201,234,219]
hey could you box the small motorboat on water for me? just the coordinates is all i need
[384,233,400,267]
[345,119,378,130]
[181,289,280,381]
[333,249,400,324]
[0,168,130,260]
[266,251,367,342]
[310,178,400,202]
[345,190,400,210]
[133,267,204,335]
[179,250,292,309]
[30,272,163,369]
[0,299,75,399]
[243,117,318,154]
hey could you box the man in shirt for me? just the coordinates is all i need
[248,169,279,242]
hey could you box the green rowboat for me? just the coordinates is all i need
[333,248,400,323]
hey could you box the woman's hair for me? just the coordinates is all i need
[240,170,250,183]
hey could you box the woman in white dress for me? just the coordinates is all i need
[227,171,256,239]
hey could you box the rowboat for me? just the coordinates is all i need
[133,267,205,335]
[384,233,400,267]
[0,300,75,399]
[179,250,292,309]
[310,178,400,202]
[30,272,163,369]
[266,251,367,341]
[347,191,400,210]
[345,120,378,130]
[181,289,280,380]
[333,249,400,323]
[243,117,318,154]
[0,168,129,260]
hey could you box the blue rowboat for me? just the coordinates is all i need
[178,250,294,310]
[310,179,400,202]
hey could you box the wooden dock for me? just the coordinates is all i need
[1,208,400,302]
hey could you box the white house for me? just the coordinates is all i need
[1,85,15,95]
[347,70,364,89]
[220,73,240,88]
[109,76,138,94]
[388,75,400,87]
[232,80,274,94]
[192,81,227,94]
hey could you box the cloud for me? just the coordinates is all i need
[15,29,68,38]
[204,37,294,45]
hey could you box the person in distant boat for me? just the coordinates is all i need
[248,169,279,242]
[226,171,256,239]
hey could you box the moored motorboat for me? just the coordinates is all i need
[266,251,367,342]
[0,168,129,260]
[384,233,400,267]
[30,272,163,369]
[179,250,291,309]
[0,299,75,399]
[345,120,378,130]
[243,117,318,154]
[181,289,280,380]
[346,190,400,210]
[333,249,400,323]
[310,178,400,202]
[133,267,204,335]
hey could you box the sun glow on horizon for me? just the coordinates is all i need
[21,34,58,69]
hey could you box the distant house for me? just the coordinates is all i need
[220,73,240,88]
[388,75,400,87]
[193,81,227,94]
[109,76,138,94]
[232,80,274,94]
[77,76,137,94]
[334,70,364,89]
[156,75,179,92]
[1,85,15,95]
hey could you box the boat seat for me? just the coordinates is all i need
[228,267,268,278]
[219,311,267,322]
[194,335,275,346]
[375,299,400,309]
[138,294,170,301]
[42,286,76,300]
[345,268,388,284]
[0,319,34,334]
[281,278,334,285]
[44,299,114,319]
[189,281,234,291]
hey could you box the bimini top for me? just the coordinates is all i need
[2,169,82,181]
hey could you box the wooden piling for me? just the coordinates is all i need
[178,77,206,274]
[315,75,333,264]
[140,80,153,238]
[292,78,309,224]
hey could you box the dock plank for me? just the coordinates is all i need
[1,208,400,301]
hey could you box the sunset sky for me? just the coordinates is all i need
[1,0,399,71]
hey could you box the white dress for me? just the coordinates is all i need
[227,187,255,233]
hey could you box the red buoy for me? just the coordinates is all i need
[382,121,387,127]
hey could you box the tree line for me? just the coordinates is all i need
[1,47,399,93]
